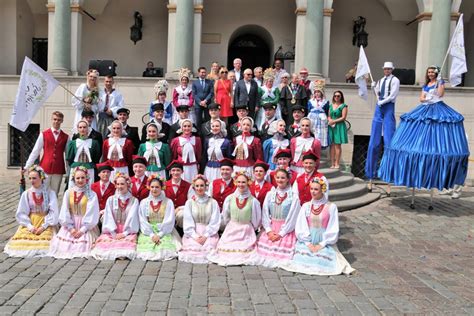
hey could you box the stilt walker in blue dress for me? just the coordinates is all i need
[378,66,469,209]
[365,62,400,193]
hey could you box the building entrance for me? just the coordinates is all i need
[227,33,271,71]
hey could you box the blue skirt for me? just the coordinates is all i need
[378,101,469,190]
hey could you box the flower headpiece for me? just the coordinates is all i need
[312,79,325,94]
[232,170,253,185]
[146,174,166,190]
[73,166,90,182]
[153,79,169,96]
[429,65,441,74]
[311,177,328,193]
[28,165,47,181]
[263,68,275,82]
[192,174,209,188]
[179,68,191,80]
[86,69,100,78]
[114,172,132,188]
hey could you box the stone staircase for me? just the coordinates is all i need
[319,159,380,211]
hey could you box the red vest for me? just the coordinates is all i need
[211,179,236,210]
[249,180,273,207]
[165,179,191,208]
[40,129,68,174]
[131,176,149,202]
[296,171,324,205]
[91,181,116,210]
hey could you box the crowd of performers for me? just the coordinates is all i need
[4,61,469,275]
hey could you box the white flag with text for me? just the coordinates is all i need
[355,46,371,100]
[449,14,467,87]
[10,57,59,132]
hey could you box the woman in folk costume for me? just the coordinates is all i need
[72,69,103,131]
[207,171,261,266]
[102,120,135,181]
[232,117,263,177]
[150,80,175,124]
[4,166,59,258]
[263,119,290,170]
[66,120,101,188]
[137,175,182,261]
[173,68,195,124]
[281,177,354,275]
[92,173,140,260]
[255,168,300,268]
[290,118,321,175]
[138,122,171,179]
[256,68,281,130]
[170,119,202,183]
[203,119,233,182]
[48,167,99,259]
[179,175,221,264]
[307,80,329,148]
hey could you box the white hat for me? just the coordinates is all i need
[382,62,394,69]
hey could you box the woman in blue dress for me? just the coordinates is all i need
[262,120,290,170]
[378,66,469,190]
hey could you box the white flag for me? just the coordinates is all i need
[10,57,59,132]
[449,14,467,87]
[355,46,371,100]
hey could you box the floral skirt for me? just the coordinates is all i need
[207,220,258,266]
[136,224,182,261]
[179,223,219,264]
[4,213,55,258]
[48,215,99,259]
[255,219,296,268]
[91,224,137,260]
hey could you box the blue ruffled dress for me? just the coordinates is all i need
[378,82,469,190]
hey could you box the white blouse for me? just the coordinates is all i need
[102,192,140,236]
[16,188,59,231]
[221,191,261,229]
[59,188,99,234]
[261,186,300,237]
[138,193,175,238]
[182,195,221,239]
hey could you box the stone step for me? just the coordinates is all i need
[318,167,342,179]
[335,192,381,212]
[328,174,355,190]
[328,179,368,201]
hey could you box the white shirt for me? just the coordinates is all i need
[244,80,251,94]
[99,89,125,118]
[375,74,400,105]
[234,69,242,81]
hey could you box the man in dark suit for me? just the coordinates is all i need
[286,105,306,139]
[192,67,214,127]
[141,103,171,144]
[258,103,278,143]
[233,68,260,119]
[115,108,141,153]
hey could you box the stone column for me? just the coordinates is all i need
[193,0,203,72]
[46,1,55,72]
[70,0,83,75]
[166,0,177,75]
[174,0,194,72]
[294,0,307,72]
[322,0,334,80]
[429,0,451,74]
[304,0,324,77]
[50,0,71,75]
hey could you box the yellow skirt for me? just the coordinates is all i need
[4,213,55,258]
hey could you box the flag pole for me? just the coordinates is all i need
[440,14,463,74]
[57,82,85,105]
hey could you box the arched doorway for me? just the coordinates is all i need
[227,25,273,71]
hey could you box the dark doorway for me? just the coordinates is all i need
[227,34,270,71]
[32,38,48,71]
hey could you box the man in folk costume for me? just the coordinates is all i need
[280,73,308,125]
[258,103,278,142]
[249,160,274,208]
[115,108,140,153]
[142,103,171,144]
[131,156,149,201]
[286,105,306,138]
[91,162,116,217]
[164,160,192,228]
[208,158,236,210]
[230,104,250,138]
[25,111,68,196]
[267,148,297,187]
[98,75,124,139]
[365,61,400,192]
[200,103,226,139]
[72,109,103,157]
[292,150,328,205]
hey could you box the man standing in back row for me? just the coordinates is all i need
[365,61,400,191]
[234,69,260,120]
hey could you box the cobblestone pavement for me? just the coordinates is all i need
[0,182,472,315]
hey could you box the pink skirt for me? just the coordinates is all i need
[207,220,258,266]
[256,219,296,268]
[178,223,219,264]
[48,215,98,259]
[92,224,137,260]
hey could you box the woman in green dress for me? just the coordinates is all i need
[328,90,348,169]
[137,123,171,179]
[137,175,182,261]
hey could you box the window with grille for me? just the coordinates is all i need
[9,124,40,167]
